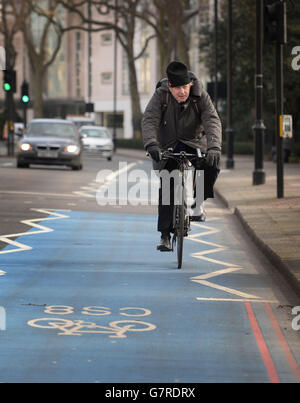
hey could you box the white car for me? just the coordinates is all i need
[79,126,114,160]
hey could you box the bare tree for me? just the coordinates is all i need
[11,0,65,118]
[0,1,19,69]
[58,0,155,138]
[138,0,199,77]
[0,0,21,128]
[41,0,198,137]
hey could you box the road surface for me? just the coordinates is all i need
[0,153,299,383]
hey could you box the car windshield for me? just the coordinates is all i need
[26,122,78,138]
[80,129,110,139]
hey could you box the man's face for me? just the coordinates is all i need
[168,82,192,103]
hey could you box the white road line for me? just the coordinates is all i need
[188,217,263,301]
[80,186,99,192]
[0,190,78,198]
[72,191,94,198]
[0,209,70,255]
[196,298,278,303]
[192,276,261,300]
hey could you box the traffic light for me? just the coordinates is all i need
[21,81,30,104]
[85,102,94,113]
[264,0,287,44]
[3,69,16,93]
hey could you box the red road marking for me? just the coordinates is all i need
[244,302,280,383]
[264,302,300,382]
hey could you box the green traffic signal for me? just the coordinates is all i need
[22,94,29,103]
[3,82,11,91]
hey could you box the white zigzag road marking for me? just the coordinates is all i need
[189,222,239,267]
[188,219,264,301]
[0,209,70,255]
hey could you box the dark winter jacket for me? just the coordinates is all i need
[142,72,222,170]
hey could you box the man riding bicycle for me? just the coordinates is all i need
[142,61,222,252]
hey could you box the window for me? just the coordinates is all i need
[101,32,112,46]
[75,31,82,97]
[27,122,77,137]
[122,52,129,95]
[101,72,112,84]
[136,20,150,94]
[105,112,123,128]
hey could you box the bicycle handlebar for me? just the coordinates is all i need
[146,148,206,162]
[161,150,206,161]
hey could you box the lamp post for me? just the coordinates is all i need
[262,0,286,196]
[253,0,266,185]
[274,0,286,198]
[2,0,15,157]
[214,0,218,111]
[21,80,29,128]
[275,33,284,197]
[88,0,92,107]
[113,0,118,152]
[226,0,234,169]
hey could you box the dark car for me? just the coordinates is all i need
[16,119,83,170]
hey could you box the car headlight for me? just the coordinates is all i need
[20,143,32,151]
[65,145,79,153]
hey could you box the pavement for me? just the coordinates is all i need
[1,141,300,298]
[117,147,300,299]
[216,156,300,299]
[0,141,7,156]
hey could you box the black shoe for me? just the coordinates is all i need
[190,212,206,222]
[157,234,172,252]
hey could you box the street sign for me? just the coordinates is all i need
[280,115,292,138]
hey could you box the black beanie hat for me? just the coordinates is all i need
[166,61,191,87]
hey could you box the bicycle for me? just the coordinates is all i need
[146,148,205,269]
[161,148,207,268]
[27,317,156,338]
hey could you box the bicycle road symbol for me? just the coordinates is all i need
[27,317,156,338]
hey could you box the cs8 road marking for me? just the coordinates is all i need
[27,305,156,338]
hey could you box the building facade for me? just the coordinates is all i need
[1,1,216,139]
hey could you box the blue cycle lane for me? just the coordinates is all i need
[0,207,300,383]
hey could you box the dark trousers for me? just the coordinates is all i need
[157,143,220,233]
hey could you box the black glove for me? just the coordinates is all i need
[147,144,161,163]
[206,148,221,168]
